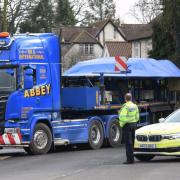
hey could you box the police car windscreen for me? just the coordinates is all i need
[165,109,180,123]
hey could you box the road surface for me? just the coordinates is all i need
[0,146,179,180]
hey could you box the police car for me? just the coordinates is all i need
[134,109,180,161]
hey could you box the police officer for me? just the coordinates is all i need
[119,93,139,164]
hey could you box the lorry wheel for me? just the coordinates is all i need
[88,120,104,149]
[108,119,122,147]
[135,154,155,162]
[24,123,52,155]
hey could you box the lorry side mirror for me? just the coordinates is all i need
[6,69,14,76]
[24,69,34,89]
[159,118,165,123]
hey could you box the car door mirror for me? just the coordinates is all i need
[159,118,165,123]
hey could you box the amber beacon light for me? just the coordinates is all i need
[0,32,10,38]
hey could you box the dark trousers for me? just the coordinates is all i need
[123,123,136,162]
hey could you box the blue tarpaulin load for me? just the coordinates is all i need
[63,57,180,78]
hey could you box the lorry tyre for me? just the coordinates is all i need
[135,154,155,162]
[24,123,52,155]
[88,120,104,149]
[108,119,122,147]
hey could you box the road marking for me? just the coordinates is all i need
[0,156,11,160]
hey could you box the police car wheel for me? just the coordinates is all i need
[89,120,104,150]
[135,154,155,162]
[25,123,52,155]
[108,119,122,147]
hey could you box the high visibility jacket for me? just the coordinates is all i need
[119,101,139,127]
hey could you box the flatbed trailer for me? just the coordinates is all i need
[62,58,180,130]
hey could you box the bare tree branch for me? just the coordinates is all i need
[129,0,163,23]
[69,0,89,24]
[5,0,39,33]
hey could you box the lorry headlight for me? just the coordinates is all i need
[8,119,19,123]
[163,133,180,140]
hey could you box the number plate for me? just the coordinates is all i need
[139,144,156,149]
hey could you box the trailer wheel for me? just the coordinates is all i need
[24,123,52,155]
[88,120,104,149]
[108,119,122,147]
[135,154,155,162]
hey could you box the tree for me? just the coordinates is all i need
[84,0,116,25]
[149,0,180,67]
[3,0,8,31]
[130,0,162,23]
[0,5,2,32]
[173,0,180,65]
[69,0,88,24]
[55,0,76,25]
[0,0,8,32]
[0,0,37,33]
[19,0,54,33]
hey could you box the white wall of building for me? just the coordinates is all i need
[98,22,125,46]
[132,38,152,58]
[63,43,103,71]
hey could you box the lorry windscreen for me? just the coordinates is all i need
[0,68,16,92]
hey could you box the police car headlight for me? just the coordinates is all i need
[163,133,180,140]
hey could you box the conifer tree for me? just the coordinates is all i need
[20,0,54,33]
[55,0,76,25]
[149,0,180,67]
[84,0,116,25]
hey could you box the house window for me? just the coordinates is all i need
[134,42,140,58]
[90,44,94,55]
[79,44,94,55]
[85,44,89,55]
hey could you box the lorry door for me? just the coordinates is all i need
[20,64,53,120]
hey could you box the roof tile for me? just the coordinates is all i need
[120,24,153,41]
[57,26,100,43]
[105,41,132,58]
[71,30,100,44]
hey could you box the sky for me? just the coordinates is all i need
[114,0,139,23]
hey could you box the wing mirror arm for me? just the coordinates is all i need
[159,118,165,123]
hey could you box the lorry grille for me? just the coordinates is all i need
[136,135,162,142]
[0,96,8,134]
